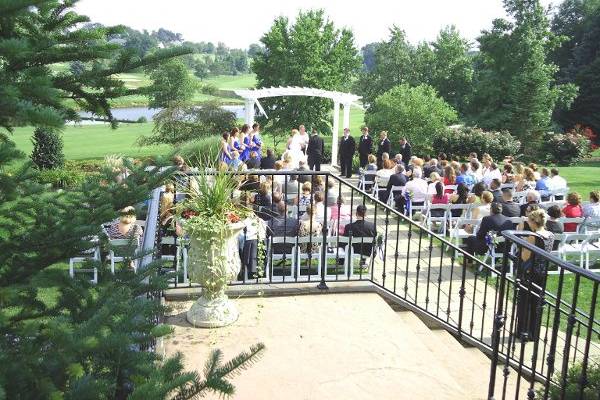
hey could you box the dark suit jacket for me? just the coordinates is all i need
[520,201,538,217]
[400,143,412,163]
[386,173,408,202]
[358,135,373,155]
[339,136,356,161]
[490,190,502,204]
[260,156,276,170]
[376,138,391,160]
[307,135,324,159]
[268,216,299,253]
[245,157,260,169]
[500,200,520,218]
[343,219,377,255]
[477,213,513,242]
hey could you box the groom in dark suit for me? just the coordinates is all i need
[307,128,325,171]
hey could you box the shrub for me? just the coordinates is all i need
[433,127,521,161]
[542,362,600,399]
[31,127,64,169]
[178,136,222,163]
[542,127,592,166]
[365,83,458,155]
[137,116,148,123]
[35,168,86,189]
[200,83,218,96]
[63,159,103,173]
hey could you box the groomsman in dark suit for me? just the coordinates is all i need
[339,128,356,178]
[399,137,412,164]
[307,128,325,171]
[376,131,391,168]
[358,126,373,168]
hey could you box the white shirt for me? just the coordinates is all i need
[550,175,568,190]
[482,168,502,186]
[376,168,395,186]
[404,178,429,204]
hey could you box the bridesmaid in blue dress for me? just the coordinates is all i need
[231,127,242,160]
[240,124,251,162]
[249,126,262,160]
[219,132,232,165]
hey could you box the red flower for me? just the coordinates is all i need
[182,210,199,219]
[226,212,240,223]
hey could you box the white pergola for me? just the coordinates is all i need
[233,87,362,165]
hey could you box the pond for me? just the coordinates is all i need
[76,105,246,123]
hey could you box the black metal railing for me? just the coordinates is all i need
[152,169,600,399]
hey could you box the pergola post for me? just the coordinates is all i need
[331,100,340,166]
[342,102,351,130]
[244,98,255,126]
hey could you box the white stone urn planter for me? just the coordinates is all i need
[186,221,246,328]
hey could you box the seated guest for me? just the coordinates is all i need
[502,163,514,184]
[297,160,310,183]
[260,148,276,169]
[272,160,286,190]
[325,179,337,207]
[303,191,325,223]
[311,175,325,193]
[298,206,322,254]
[343,204,377,256]
[517,203,541,231]
[430,181,449,217]
[240,174,260,192]
[517,167,536,192]
[403,168,428,208]
[386,164,408,210]
[489,179,503,203]
[472,191,494,219]
[393,153,404,167]
[529,163,541,180]
[463,203,512,256]
[550,168,568,197]
[471,182,487,204]
[377,159,396,189]
[245,151,260,169]
[381,152,390,165]
[456,163,475,187]
[500,188,521,218]
[365,154,378,171]
[281,152,294,170]
[546,205,564,234]
[254,182,272,208]
[520,190,541,217]
[449,183,473,218]
[562,192,583,232]
[583,191,600,230]
[482,162,502,187]
[535,168,552,200]
[283,174,299,201]
[443,165,457,193]
[295,181,312,211]
[469,160,483,183]
[108,206,143,245]
[329,195,352,234]
[229,150,244,171]
[268,201,299,254]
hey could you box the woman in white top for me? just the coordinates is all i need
[427,172,443,198]
[376,159,396,187]
[471,191,494,219]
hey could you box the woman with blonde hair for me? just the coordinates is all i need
[107,206,143,245]
[298,205,322,254]
[516,208,554,340]
[471,191,494,219]
[517,167,536,191]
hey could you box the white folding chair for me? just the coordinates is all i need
[160,236,188,285]
[108,238,141,273]
[558,233,590,269]
[294,236,323,280]
[444,184,457,194]
[513,191,528,204]
[358,171,377,194]
[447,203,473,229]
[585,234,600,270]
[386,185,405,208]
[425,204,449,236]
[449,218,480,246]
[558,217,585,233]
[323,236,349,278]
[266,236,297,281]
[550,187,569,202]
[482,236,511,275]
[345,236,377,278]
[69,236,100,284]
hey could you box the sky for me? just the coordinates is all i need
[75,0,557,49]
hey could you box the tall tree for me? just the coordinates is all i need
[145,58,197,109]
[252,9,361,142]
[551,0,600,134]
[469,0,577,153]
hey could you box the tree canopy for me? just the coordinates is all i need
[252,9,361,141]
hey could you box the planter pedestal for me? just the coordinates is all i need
[186,293,239,328]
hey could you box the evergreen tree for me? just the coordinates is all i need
[0,1,265,398]
[469,0,577,153]
[252,9,361,144]
[31,127,65,170]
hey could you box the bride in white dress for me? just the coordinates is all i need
[285,129,308,168]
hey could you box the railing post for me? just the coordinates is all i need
[457,253,468,338]
[317,174,329,291]
[487,238,510,400]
